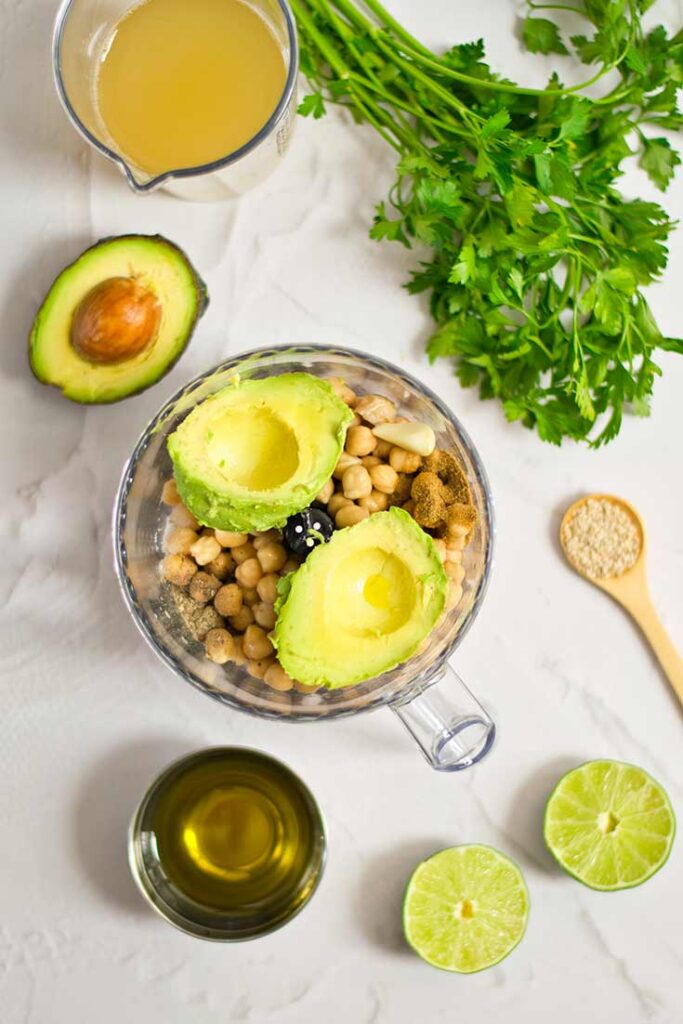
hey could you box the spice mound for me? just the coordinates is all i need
[562,497,642,580]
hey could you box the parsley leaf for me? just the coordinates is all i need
[640,137,681,190]
[523,17,569,56]
[292,0,682,445]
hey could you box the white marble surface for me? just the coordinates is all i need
[2,1,682,1021]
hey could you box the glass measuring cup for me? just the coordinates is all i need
[52,0,298,200]
[114,346,496,770]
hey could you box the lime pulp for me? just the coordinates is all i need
[544,760,676,891]
[403,845,529,973]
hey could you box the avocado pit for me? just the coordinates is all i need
[70,276,161,364]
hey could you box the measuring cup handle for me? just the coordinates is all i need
[391,664,496,771]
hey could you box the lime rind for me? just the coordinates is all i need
[402,845,529,973]
[543,760,676,892]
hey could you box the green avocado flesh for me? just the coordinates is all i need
[29,234,208,403]
[273,507,448,688]
[168,373,354,532]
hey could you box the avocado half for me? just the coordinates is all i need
[29,234,208,404]
[273,507,448,688]
[168,373,354,532]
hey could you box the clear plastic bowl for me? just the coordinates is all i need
[114,345,496,770]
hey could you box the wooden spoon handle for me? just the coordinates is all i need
[627,598,683,706]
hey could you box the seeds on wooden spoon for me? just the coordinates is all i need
[561,498,641,579]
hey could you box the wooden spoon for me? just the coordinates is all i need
[560,494,683,707]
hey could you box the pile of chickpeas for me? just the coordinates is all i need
[159,377,471,694]
[322,379,469,608]
[161,479,303,693]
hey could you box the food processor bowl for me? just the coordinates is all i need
[114,346,495,769]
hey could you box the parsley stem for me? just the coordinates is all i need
[528,2,583,13]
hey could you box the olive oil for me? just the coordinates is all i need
[95,0,287,176]
[130,749,325,938]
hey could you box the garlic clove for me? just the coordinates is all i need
[372,421,436,456]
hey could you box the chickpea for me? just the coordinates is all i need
[389,446,423,474]
[254,601,277,629]
[264,662,294,691]
[189,572,222,604]
[316,479,334,504]
[190,534,222,566]
[446,582,463,610]
[247,656,276,679]
[358,489,389,513]
[233,542,257,565]
[446,525,469,543]
[252,529,280,551]
[162,553,198,588]
[445,548,463,564]
[282,557,301,575]
[214,530,249,548]
[354,394,396,425]
[445,561,466,584]
[242,587,260,607]
[229,606,254,632]
[328,492,352,516]
[161,479,181,505]
[204,628,235,665]
[374,438,393,459]
[432,538,448,563]
[243,624,275,661]
[236,557,263,589]
[394,474,414,504]
[257,573,280,604]
[293,679,320,693]
[369,464,399,495]
[342,465,372,500]
[165,527,199,555]
[231,636,247,665]
[208,551,234,580]
[345,425,376,457]
[328,377,356,406]
[214,583,243,617]
[361,455,381,469]
[333,452,361,480]
[170,504,200,530]
[348,413,362,427]
[257,542,287,574]
[335,505,370,528]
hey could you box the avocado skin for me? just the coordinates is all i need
[29,234,209,404]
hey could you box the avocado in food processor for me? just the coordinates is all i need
[167,373,354,532]
[273,507,448,688]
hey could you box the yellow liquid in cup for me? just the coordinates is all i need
[149,750,321,916]
[95,0,287,176]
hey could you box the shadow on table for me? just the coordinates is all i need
[352,836,452,955]
[505,755,584,874]
[71,735,194,916]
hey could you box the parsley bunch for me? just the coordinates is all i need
[291,0,682,444]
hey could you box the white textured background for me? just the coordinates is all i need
[1,1,682,1022]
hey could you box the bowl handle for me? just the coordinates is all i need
[391,664,495,771]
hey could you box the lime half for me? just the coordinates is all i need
[403,845,529,973]
[544,760,676,891]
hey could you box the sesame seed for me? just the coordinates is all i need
[562,498,641,579]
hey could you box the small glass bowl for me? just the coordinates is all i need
[128,747,327,940]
